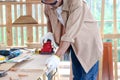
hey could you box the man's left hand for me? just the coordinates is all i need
[45,55,60,75]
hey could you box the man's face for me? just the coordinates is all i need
[41,0,58,5]
[41,0,62,8]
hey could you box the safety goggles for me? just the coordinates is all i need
[41,0,58,5]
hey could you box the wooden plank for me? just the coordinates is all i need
[6,4,13,46]
[13,15,38,24]
[0,53,49,80]
[26,0,33,43]
[113,0,117,33]
[0,63,16,71]
[0,1,42,5]
[113,0,118,80]
[98,57,103,80]
[100,0,105,39]
[0,69,45,80]
[21,27,24,45]
[27,26,33,42]
[114,40,118,80]
[0,23,47,26]
[98,0,105,80]
[104,34,120,39]
[14,54,51,70]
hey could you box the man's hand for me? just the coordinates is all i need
[40,32,55,45]
[45,55,60,75]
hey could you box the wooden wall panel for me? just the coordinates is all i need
[0,1,46,46]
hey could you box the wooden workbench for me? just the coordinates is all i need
[0,53,51,80]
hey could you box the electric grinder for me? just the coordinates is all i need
[40,39,54,54]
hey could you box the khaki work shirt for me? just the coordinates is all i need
[44,0,103,73]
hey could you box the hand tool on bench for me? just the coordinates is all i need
[37,67,57,80]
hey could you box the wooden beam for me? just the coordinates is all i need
[100,0,105,39]
[0,1,42,5]
[104,34,120,39]
[26,0,33,43]
[98,0,105,80]
[0,24,47,26]
[113,0,118,80]
[6,4,13,46]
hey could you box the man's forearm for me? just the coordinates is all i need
[55,41,70,57]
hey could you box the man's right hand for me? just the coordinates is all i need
[40,32,55,45]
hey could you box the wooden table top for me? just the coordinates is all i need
[0,53,51,80]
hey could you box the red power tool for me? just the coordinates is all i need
[41,39,54,54]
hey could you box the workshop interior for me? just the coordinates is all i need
[0,0,120,80]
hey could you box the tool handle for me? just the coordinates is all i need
[37,68,57,80]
